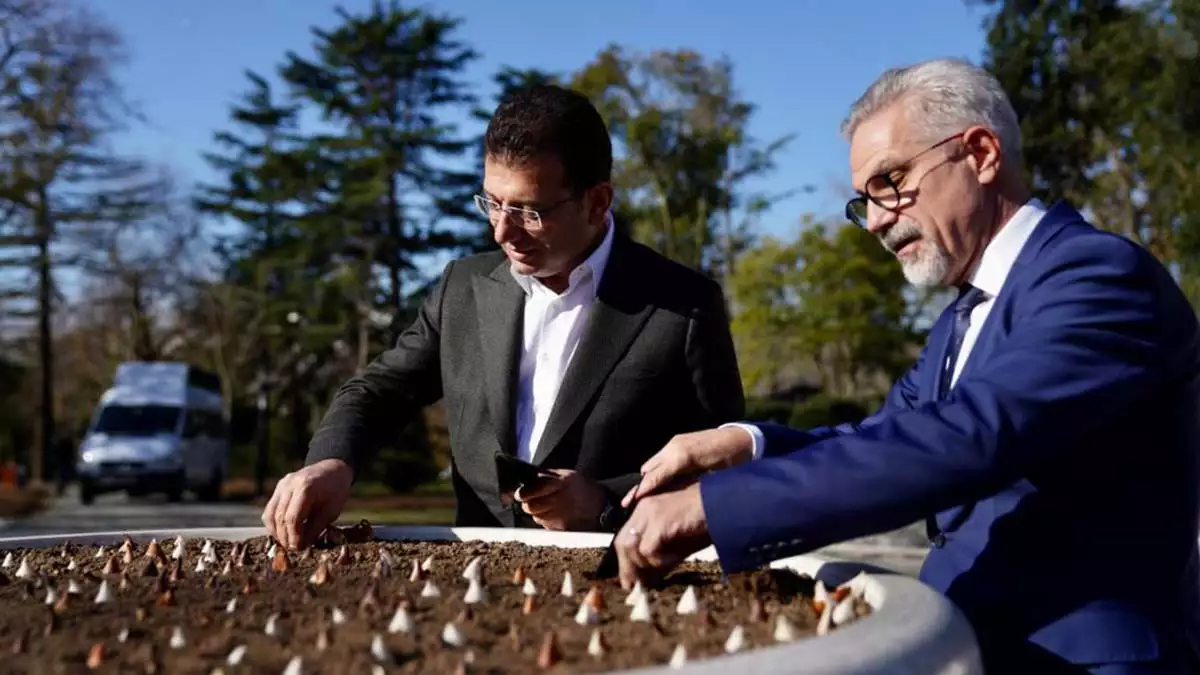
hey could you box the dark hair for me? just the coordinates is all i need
[484,84,612,194]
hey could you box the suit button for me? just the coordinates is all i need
[931,533,946,548]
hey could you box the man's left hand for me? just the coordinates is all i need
[515,469,608,531]
[615,482,711,590]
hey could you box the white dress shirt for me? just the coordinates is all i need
[512,214,615,463]
[735,198,1048,459]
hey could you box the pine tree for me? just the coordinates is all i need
[280,0,479,332]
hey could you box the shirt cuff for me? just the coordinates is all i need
[719,422,766,460]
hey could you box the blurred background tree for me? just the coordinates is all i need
[974,0,1200,302]
[573,46,799,284]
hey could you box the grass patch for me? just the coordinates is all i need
[340,506,455,526]
[221,475,458,526]
[222,476,455,505]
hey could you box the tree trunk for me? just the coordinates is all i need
[387,172,402,310]
[35,195,52,484]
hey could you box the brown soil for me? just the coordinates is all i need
[0,530,871,674]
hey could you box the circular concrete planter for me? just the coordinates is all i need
[0,526,982,675]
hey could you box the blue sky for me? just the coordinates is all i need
[96,0,991,255]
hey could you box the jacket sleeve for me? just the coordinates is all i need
[702,236,1175,572]
[305,260,454,474]
[595,279,747,503]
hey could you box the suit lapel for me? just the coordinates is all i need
[531,237,653,465]
[472,260,525,456]
[935,200,1078,395]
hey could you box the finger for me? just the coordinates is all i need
[281,487,312,550]
[639,524,667,568]
[515,476,564,500]
[620,483,640,508]
[269,479,292,543]
[615,526,637,589]
[521,493,561,517]
[616,521,650,590]
[624,476,652,507]
[631,461,677,501]
[301,497,340,549]
[639,451,665,477]
[261,483,283,539]
[532,515,564,531]
[272,485,296,549]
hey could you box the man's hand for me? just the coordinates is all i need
[515,469,607,531]
[621,427,753,507]
[262,458,353,550]
[615,482,711,590]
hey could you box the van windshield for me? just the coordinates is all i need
[92,405,181,436]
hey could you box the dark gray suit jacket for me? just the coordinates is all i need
[306,233,745,528]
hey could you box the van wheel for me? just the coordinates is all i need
[197,470,222,503]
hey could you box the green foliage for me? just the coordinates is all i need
[976,0,1200,305]
[743,398,798,425]
[729,217,921,398]
[572,46,795,278]
[0,1,167,479]
[186,2,487,489]
[278,0,481,311]
[786,394,870,430]
[743,394,871,430]
[726,233,806,393]
[368,413,440,494]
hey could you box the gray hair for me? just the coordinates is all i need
[840,58,1023,166]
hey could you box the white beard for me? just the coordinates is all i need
[899,242,951,288]
[880,219,951,288]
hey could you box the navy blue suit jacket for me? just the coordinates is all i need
[701,202,1200,670]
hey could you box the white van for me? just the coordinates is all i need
[75,362,229,504]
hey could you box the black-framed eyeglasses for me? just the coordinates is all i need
[473,194,577,233]
[845,133,964,228]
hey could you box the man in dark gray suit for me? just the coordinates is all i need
[263,84,745,549]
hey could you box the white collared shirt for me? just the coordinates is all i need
[512,214,615,463]
[949,197,1047,387]
[736,198,1048,459]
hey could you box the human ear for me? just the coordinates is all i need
[585,182,615,222]
[963,126,1003,185]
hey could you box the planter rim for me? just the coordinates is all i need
[0,526,983,675]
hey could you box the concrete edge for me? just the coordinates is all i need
[0,526,983,675]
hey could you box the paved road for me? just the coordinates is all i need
[0,485,263,537]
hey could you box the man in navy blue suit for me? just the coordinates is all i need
[613,58,1200,674]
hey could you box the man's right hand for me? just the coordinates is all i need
[262,458,353,550]
[621,427,755,507]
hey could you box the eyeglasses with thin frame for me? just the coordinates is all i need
[473,193,576,233]
[845,132,965,228]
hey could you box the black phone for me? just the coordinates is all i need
[494,452,555,501]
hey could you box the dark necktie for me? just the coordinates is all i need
[926,284,987,546]
[938,284,986,398]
